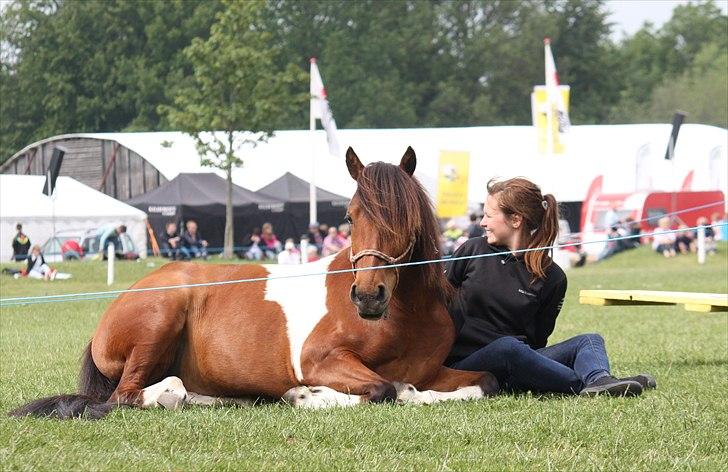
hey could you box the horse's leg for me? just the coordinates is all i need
[393,382,483,405]
[284,351,395,408]
[106,337,186,409]
[185,392,255,407]
[394,366,499,405]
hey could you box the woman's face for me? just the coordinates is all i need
[482,194,519,248]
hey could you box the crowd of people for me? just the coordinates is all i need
[239,221,352,264]
[9,208,726,275]
[159,220,209,261]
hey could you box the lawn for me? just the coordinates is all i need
[1,246,727,471]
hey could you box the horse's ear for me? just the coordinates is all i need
[346,147,364,181]
[400,146,416,176]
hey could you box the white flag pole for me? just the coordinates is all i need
[309,58,318,225]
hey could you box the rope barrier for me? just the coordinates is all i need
[1,223,722,309]
[33,199,726,257]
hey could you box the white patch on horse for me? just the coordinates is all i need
[264,256,334,382]
[141,376,187,409]
[282,385,362,409]
[393,382,484,405]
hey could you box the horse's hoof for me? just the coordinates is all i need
[282,386,311,407]
[282,386,361,409]
[156,391,185,410]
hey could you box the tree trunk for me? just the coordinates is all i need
[223,134,235,259]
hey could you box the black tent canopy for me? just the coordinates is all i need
[256,172,350,237]
[127,173,293,251]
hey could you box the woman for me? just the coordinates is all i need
[260,223,282,258]
[26,245,57,280]
[445,178,655,396]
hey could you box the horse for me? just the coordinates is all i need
[10,146,497,419]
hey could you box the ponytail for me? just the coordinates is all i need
[523,193,559,281]
[487,178,560,282]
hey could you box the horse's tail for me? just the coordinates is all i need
[9,342,119,420]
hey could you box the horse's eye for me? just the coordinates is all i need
[344,215,353,225]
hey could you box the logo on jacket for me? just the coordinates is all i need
[518,288,536,297]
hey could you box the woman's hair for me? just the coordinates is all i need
[487,177,560,280]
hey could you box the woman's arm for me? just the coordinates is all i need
[444,240,475,288]
[532,275,568,349]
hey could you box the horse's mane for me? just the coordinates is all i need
[355,162,454,304]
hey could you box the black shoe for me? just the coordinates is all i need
[579,375,643,397]
[620,373,656,390]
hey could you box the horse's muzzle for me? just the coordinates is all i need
[350,284,389,320]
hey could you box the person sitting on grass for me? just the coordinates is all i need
[652,217,676,258]
[444,177,655,397]
[181,220,208,260]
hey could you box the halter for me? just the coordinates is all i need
[349,236,416,288]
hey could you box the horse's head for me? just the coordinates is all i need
[345,146,425,320]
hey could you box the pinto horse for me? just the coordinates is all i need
[11,147,497,419]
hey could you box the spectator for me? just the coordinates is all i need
[242,228,264,261]
[466,213,484,238]
[160,221,181,260]
[61,239,84,260]
[338,223,352,247]
[442,220,464,256]
[652,217,676,257]
[181,220,208,260]
[322,226,346,256]
[674,224,694,254]
[260,223,282,258]
[598,224,625,261]
[306,222,324,254]
[711,212,727,241]
[620,217,642,250]
[277,239,301,265]
[101,225,137,260]
[603,204,620,230]
[11,223,31,262]
[305,245,320,263]
[695,216,716,255]
[25,244,57,280]
[318,223,329,241]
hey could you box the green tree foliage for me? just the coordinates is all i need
[161,0,306,258]
[609,0,727,125]
[1,0,726,165]
[0,0,221,160]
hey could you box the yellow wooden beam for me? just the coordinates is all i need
[579,290,728,313]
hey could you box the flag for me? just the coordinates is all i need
[310,58,340,157]
[544,38,571,134]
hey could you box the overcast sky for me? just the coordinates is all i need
[606,0,728,40]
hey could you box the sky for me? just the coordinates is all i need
[606,0,728,40]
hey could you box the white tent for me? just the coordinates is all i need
[0,175,148,261]
[7,124,728,205]
[60,124,726,205]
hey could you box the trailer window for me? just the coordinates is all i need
[646,208,667,227]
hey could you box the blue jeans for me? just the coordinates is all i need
[449,334,611,394]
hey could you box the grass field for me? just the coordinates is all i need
[1,245,727,471]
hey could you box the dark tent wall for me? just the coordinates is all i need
[256,172,350,239]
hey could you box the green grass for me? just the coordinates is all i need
[1,247,727,471]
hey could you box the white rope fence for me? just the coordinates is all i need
[1,223,723,309]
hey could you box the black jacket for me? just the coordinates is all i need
[444,237,567,366]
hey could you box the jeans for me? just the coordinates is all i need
[449,334,611,394]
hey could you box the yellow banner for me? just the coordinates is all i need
[436,150,470,218]
[531,85,570,154]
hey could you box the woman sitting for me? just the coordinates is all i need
[445,177,655,396]
[25,245,57,280]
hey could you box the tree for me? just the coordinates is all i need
[161,0,306,258]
